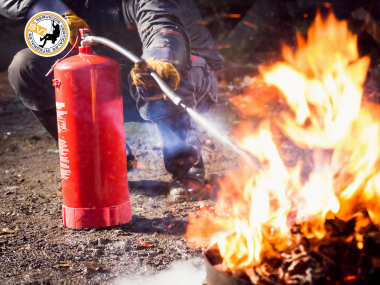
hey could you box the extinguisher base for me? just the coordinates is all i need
[62,201,132,229]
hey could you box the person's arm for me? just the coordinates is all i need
[0,0,70,21]
[131,0,191,71]
[0,0,38,20]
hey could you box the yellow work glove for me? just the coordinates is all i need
[64,12,91,47]
[131,58,181,99]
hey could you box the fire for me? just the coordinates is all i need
[187,11,380,272]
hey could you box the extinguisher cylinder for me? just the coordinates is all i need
[53,48,132,229]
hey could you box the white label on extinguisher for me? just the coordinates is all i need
[56,102,65,109]
[58,138,71,179]
[56,102,67,133]
[56,102,71,179]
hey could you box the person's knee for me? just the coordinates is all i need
[8,49,36,90]
[8,48,56,111]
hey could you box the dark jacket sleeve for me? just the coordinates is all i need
[0,0,70,21]
[0,0,39,20]
[125,0,191,71]
[184,0,223,71]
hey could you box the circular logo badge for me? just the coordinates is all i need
[25,12,70,57]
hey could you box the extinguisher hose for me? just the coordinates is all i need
[81,36,262,171]
[81,36,186,109]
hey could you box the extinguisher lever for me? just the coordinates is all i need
[79,28,93,48]
[79,28,91,40]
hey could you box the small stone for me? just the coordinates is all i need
[87,240,98,246]
[5,186,19,191]
[205,139,213,146]
[94,249,104,256]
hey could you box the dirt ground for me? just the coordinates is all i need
[0,71,241,284]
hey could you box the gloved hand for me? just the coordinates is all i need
[130,58,180,100]
[64,12,91,47]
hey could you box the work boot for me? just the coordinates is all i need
[169,156,206,203]
[126,142,136,171]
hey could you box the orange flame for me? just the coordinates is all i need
[187,11,380,271]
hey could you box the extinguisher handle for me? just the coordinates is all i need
[81,36,186,108]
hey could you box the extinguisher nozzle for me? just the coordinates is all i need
[178,101,187,110]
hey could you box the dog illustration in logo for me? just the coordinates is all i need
[39,20,60,48]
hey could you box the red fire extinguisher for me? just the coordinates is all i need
[53,31,132,229]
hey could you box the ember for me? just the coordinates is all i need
[187,10,380,285]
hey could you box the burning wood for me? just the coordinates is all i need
[187,9,380,285]
[205,216,380,284]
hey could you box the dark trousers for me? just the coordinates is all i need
[7,48,205,179]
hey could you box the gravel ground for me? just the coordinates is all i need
[0,71,242,284]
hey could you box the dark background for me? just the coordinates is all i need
[1,0,380,81]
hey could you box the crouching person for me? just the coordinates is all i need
[3,0,223,203]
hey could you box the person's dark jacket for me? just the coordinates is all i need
[0,0,223,72]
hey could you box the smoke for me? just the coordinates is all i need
[186,108,262,171]
[118,258,206,285]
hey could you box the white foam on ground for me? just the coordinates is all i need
[118,258,206,285]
